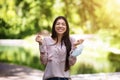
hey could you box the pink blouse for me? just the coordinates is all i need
[39,36,76,80]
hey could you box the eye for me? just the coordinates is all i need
[62,23,66,26]
[56,22,60,25]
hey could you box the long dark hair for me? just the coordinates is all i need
[51,16,71,71]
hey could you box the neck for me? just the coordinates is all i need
[58,36,62,42]
[55,34,63,44]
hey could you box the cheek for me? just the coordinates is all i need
[64,27,67,31]
[55,26,58,31]
[63,26,67,32]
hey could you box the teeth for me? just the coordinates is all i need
[58,29,63,31]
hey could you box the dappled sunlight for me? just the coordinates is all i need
[0,1,120,79]
[104,0,120,27]
[105,0,120,11]
[70,34,120,74]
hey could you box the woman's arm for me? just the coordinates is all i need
[35,34,48,65]
[40,51,48,65]
[69,37,84,66]
[69,56,77,66]
[39,39,48,65]
[73,39,84,47]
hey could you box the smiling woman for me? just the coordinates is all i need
[35,16,84,80]
[55,19,67,36]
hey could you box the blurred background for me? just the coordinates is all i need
[0,0,120,75]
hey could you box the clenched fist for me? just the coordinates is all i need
[35,33,43,45]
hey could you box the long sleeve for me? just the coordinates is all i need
[69,37,77,66]
[39,38,48,65]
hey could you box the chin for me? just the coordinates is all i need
[57,33,64,35]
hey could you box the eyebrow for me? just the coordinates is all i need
[56,21,66,24]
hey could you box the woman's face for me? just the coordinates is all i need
[55,19,67,36]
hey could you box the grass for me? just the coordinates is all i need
[0,45,45,71]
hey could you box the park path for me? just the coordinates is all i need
[0,63,43,80]
[0,63,120,80]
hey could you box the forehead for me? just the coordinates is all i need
[56,19,66,23]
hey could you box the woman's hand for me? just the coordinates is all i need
[73,39,84,47]
[69,56,77,66]
[35,34,43,45]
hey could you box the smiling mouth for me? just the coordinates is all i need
[58,29,63,31]
[57,28,65,32]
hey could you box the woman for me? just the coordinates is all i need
[36,16,83,80]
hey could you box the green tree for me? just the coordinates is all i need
[0,0,54,39]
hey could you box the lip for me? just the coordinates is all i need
[57,28,65,32]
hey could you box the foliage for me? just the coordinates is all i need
[0,0,54,38]
[62,0,101,33]
[108,52,120,72]
[71,62,96,74]
[0,0,120,39]
[0,45,45,70]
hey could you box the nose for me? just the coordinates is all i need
[59,24,63,27]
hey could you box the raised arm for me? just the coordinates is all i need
[35,34,48,65]
[69,38,84,66]
[73,39,84,47]
[35,33,43,45]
